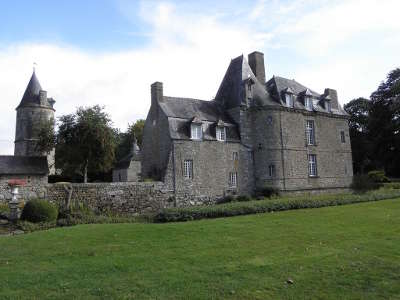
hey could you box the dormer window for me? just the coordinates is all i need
[216,126,226,141]
[285,94,294,107]
[326,100,331,112]
[191,123,202,140]
[305,97,313,111]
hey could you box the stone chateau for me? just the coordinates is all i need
[142,51,353,204]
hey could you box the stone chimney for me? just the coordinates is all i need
[151,82,163,107]
[324,88,339,109]
[248,51,266,84]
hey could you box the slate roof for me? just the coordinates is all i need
[17,71,55,109]
[0,156,48,175]
[159,96,240,141]
[215,55,277,109]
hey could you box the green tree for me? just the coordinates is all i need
[56,105,117,183]
[369,68,400,176]
[35,117,56,155]
[115,119,145,162]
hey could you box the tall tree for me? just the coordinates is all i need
[344,98,371,174]
[56,105,117,183]
[369,68,400,176]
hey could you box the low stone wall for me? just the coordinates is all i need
[0,181,174,215]
[0,175,48,203]
[47,182,174,215]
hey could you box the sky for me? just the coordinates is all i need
[0,0,399,154]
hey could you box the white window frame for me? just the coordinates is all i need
[183,160,193,179]
[285,94,293,107]
[229,172,237,187]
[216,126,226,141]
[308,154,317,177]
[306,120,315,145]
[268,164,275,177]
[191,124,202,140]
[305,97,313,111]
[326,100,331,112]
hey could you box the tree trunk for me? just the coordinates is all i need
[83,160,88,183]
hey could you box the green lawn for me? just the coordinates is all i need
[1,199,400,299]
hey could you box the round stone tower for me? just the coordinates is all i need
[14,71,56,174]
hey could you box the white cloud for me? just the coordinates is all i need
[0,0,399,155]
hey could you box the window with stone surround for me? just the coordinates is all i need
[183,160,193,179]
[229,172,237,187]
[340,131,346,143]
[268,164,275,177]
[326,100,332,112]
[216,126,226,141]
[308,154,317,177]
[306,120,315,145]
[191,124,202,140]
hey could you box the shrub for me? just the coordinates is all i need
[351,175,382,192]
[216,195,234,204]
[153,189,400,223]
[368,170,390,183]
[237,195,250,202]
[17,220,56,232]
[256,186,280,198]
[20,200,58,223]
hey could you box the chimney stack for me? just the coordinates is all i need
[324,88,339,109]
[248,51,266,84]
[151,82,163,107]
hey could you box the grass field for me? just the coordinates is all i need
[1,199,400,299]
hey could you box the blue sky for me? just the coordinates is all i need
[0,0,399,154]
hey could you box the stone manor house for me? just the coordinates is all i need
[142,51,353,202]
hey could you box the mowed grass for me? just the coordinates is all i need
[1,199,400,299]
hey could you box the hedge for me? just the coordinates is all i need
[153,189,400,223]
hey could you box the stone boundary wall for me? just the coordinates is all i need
[0,181,175,215]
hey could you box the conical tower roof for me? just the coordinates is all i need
[17,71,43,108]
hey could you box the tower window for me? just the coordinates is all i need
[268,164,275,177]
[340,131,346,143]
[308,154,317,177]
[229,172,237,187]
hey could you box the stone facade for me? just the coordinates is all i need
[0,174,48,203]
[141,51,353,204]
[14,71,56,174]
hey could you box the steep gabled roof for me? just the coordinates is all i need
[0,156,48,175]
[215,55,277,109]
[272,76,320,98]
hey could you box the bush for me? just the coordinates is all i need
[17,220,56,232]
[368,170,390,183]
[237,195,250,202]
[256,186,280,198]
[153,189,400,223]
[20,200,58,223]
[351,175,382,192]
[216,195,234,204]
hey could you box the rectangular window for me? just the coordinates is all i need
[183,160,193,179]
[305,97,313,110]
[340,131,346,143]
[326,101,331,112]
[191,124,202,140]
[268,164,275,177]
[229,172,237,187]
[308,154,317,177]
[216,126,226,141]
[306,120,315,145]
[233,152,238,161]
[285,94,293,107]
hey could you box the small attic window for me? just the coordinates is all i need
[305,97,313,111]
[216,126,226,141]
[191,123,202,140]
[285,94,294,107]
[326,100,332,112]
